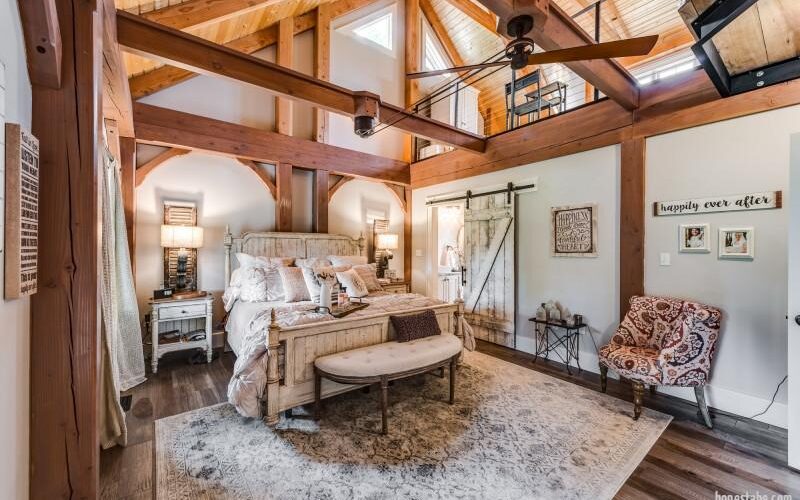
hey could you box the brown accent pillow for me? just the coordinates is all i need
[390,310,441,343]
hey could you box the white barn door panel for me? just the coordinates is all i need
[463,193,515,347]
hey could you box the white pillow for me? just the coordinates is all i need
[302,266,337,302]
[296,257,332,268]
[235,252,270,270]
[278,267,310,302]
[336,268,369,298]
[239,267,269,302]
[328,255,368,267]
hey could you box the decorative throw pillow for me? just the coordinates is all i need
[296,257,332,269]
[278,267,310,302]
[302,266,335,302]
[329,255,368,267]
[390,310,441,342]
[336,268,369,298]
[239,267,269,302]
[353,264,383,292]
[270,257,295,267]
[236,252,270,270]
[264,266,285,301]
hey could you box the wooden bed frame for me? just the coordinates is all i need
[223,230,464,425]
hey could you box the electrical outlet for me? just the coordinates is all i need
[659,253,671,266]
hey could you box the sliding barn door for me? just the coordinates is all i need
[463,193,515,347]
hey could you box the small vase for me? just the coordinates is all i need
[319,283,333,310]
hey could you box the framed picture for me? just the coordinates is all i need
[551,203,597,257]
[718,227,754,260]
[679,224,710,253]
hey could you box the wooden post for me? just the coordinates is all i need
[265,309,282,425]
[276,162,293,231]
[314,4,331,143]
[620,137,646,319]
[120,136,137,273]
[403,186,412,284]
[276,16,293,135]
[404,0,420,161]
[29,0,102,497]
[313,169,329,233]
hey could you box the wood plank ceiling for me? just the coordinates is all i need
[119,0,698,137]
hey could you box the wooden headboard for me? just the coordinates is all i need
[223,229,365,285]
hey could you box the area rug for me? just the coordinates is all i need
[155,351,671,499]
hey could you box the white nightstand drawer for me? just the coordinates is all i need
[159,303,207,320]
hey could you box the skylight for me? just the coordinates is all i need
[352,12,393,51]
[632,50,699,86]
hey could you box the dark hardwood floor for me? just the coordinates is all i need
[101,342,800,499]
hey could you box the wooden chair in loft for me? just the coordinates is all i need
[598,295,722,427]
[504,70,568,130]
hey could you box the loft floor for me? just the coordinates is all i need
[100,342,800,499]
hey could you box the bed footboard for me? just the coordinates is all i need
[261,300,464,425]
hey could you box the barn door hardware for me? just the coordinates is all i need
[425,181,536,206]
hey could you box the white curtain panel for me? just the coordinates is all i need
[100,148,147,448]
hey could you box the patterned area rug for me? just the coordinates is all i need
[155,351,671,499]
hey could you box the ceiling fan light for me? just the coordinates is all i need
[354,115,375,138]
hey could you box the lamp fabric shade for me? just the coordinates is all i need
[161,224,204,249]
[376,233,399,250]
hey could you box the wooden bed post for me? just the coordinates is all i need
[265,309,282,426]
[224,225,233,286]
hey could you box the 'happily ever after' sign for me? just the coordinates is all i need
[653,191,782,216]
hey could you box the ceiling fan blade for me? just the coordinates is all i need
[407,60,510,79]
[527,35,659,66]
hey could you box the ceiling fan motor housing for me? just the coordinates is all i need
[505,15,536,70]
[353,92,381,138]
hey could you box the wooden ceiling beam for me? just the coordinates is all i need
[17,0,62,89]
[441,0,498,34]
[134,102,412,184]
[474,0,641,110]
[411,68,800,188]
[314,4,332,143]
[275,16,294,135]
[420,0,465,66]
[618,25,695,69]
[135,147,191,186]
[237,158,278,198]
[139,0,282,31]
[329,175,354,198]
[129,0,376,99]
[118,11,486,153]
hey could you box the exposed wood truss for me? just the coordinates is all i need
[420,0,465,67]
[314,169,330,233]
[134,102,411,184]
[128,0,375,99]
[135,147,191,186]
[276,16,294,135]
[619,136,645,319]
[411,68,800,187]
[139,0,282,31]
[237,158,278,199]
[442,0,498,33]
[314,3,332,143]
[276,163,293,231]
[329,175,354,198]
[17,0,62,89]
[117,11,487,153]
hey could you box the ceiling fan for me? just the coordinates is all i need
[407,15,658,79]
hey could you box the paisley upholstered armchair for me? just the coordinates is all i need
[598,296,722,427]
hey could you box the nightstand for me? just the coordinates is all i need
[382,281,410,294]
[149,293,214,373]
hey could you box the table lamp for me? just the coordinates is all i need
[375,233,399,279]
[161,224,204,299]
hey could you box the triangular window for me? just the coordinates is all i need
[352,12,393,51]
[423,30,450,72]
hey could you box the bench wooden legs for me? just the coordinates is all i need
[380,376,389,435]
[449,356,456,404]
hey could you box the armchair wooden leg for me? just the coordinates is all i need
[632,381,645,420]
[380,376,389,435]
[314,370,321,421]
[449,357,456,405]
[599,364,608,393]
[694,386,713,429]
[650,385,657,395]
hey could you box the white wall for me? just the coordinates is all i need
[135,152,276,318]
[329,178,405,275]
[646,105,800,428]
[0,0,31,498]
[412,147,620,360]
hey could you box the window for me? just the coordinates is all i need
[352,11,393,51]
[632,50,699,86]
[423,29,449,72]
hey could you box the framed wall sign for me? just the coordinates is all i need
[654,191,781,216]
[551,203,597,257]
[4,123,40,299]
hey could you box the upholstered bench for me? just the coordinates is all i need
[314,334,463,434]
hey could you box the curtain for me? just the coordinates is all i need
[99,147,147,448]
